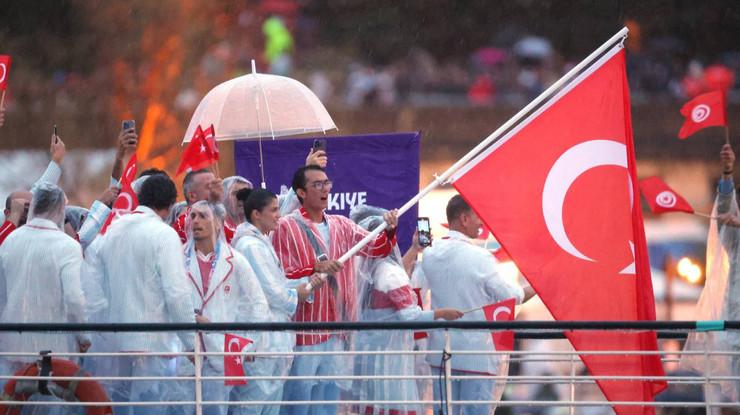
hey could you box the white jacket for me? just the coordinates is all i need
[183,242,270,372]
[419,230,524,374]
[84,205,195,352]
[0,218,86,361]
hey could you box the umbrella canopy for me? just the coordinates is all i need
[183,63,336,143]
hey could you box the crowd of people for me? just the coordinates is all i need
[0,112,535,415]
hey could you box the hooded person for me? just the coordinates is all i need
[681,143,740,403]
[64,205,90,241]
[222,176,253,241]
[81,174,196,414]
[170,200,271,415]
[231,189,319,415]
[350,205,462,415]
[0,183,89,383]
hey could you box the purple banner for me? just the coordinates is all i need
[235,132,421,252]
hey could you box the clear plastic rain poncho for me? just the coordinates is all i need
[0,183,86,364]
[231,216,301,411]
[350,205,433,415]
[173,200,271,415]
[681,191,740,403]
[64,206,89,234]
[222,175,253,225]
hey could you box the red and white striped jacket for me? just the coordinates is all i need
[272,207,396,346]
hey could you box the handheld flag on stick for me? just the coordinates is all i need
[176,126,218,176]
[638,176,695,214]
[224,334,252,386]
[482,298,516,351]
[678,90,727,140]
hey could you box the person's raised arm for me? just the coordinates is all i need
[111,126,138,181]
[35,134,66,188]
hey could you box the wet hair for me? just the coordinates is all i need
[138,168,169,179]
[138,174,177,211]
[182,168,211,204]
[29,183,66,225]
[237,188,277,224]
[446,194,472,223]
[190,200,226,224]
[291,165,325,203]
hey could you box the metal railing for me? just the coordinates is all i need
[0,320,738,414]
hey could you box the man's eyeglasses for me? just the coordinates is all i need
[308,180,333,190]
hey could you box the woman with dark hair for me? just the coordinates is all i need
[230,189,319,415]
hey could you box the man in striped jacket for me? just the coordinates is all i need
[272,165,398,415]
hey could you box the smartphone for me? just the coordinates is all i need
[316,253,328,262]
[417,217,432,247]
[312,138,327,153]
[122,119,135,132]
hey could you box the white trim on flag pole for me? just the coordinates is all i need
[305,28,630,289]
[450,43,625,181]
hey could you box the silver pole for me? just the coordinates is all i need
[195,334,203,415]
[569,352,577,415]
[444,330,453,415]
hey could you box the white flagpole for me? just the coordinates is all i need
[307,27,629,290]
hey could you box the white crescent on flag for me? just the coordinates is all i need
[541,139,633,268]
[0,63,6,84]
[492,306,512,321]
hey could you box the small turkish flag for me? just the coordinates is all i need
[100,154,138,234]
[203,124,219,161]
[224,333,252,386]
[678,90,727,139]
[176,126,217,175]
[638,176,694,214]
[482,298,516,351]
[0,55,11,91]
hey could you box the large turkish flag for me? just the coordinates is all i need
[452,47,666,414]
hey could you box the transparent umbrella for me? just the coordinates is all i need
[183,61,337,186]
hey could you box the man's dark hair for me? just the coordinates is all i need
[446,194,472,223]
[291,165,325,204]
[139,174,177,211]
[182,168,211,204]
[138,168,169,179]
[238,189,277,224]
